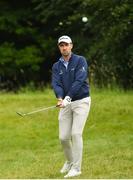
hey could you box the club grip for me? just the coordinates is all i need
[56,104,60,107]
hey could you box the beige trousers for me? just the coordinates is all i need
[58,97,91,171]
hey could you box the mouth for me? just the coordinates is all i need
[62,51,69,56]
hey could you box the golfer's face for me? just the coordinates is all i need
[58,42,73,56]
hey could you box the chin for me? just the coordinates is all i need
[63,53,69,56]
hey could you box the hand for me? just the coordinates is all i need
[57,98,63,107]
[62,96,71,107]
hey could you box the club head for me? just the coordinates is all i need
[16,112,25,117]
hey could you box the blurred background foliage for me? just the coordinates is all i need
[0,0,132,91]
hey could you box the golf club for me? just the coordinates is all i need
[16,105,58,117]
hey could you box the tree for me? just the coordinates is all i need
[79,0,133,89]
[0,0,43,90]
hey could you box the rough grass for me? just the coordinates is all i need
[0,88,133,178]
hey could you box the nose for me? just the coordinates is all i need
[62,46,67,51]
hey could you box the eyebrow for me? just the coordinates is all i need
[59,43,69,46]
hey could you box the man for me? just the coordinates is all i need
[52,35,91,178]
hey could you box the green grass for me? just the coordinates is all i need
[0,88,133,178]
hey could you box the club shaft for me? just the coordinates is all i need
[25,105,57,115]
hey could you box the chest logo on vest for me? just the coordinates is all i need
[59,70,63,75]
[70,68,75,71]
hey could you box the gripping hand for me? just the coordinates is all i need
[62,96,71,107]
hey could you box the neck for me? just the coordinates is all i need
[62,54,71,61]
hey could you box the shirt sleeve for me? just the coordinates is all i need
[52,64,64,98]
[67,57,88,99]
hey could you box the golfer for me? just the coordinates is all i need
[52,35,91,178]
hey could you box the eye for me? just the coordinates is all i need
[59,44,64,47]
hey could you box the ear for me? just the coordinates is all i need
[70,43,73,49]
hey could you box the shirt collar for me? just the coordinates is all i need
[59,53,72,63]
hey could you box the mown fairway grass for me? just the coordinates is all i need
[0,88,133,179]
